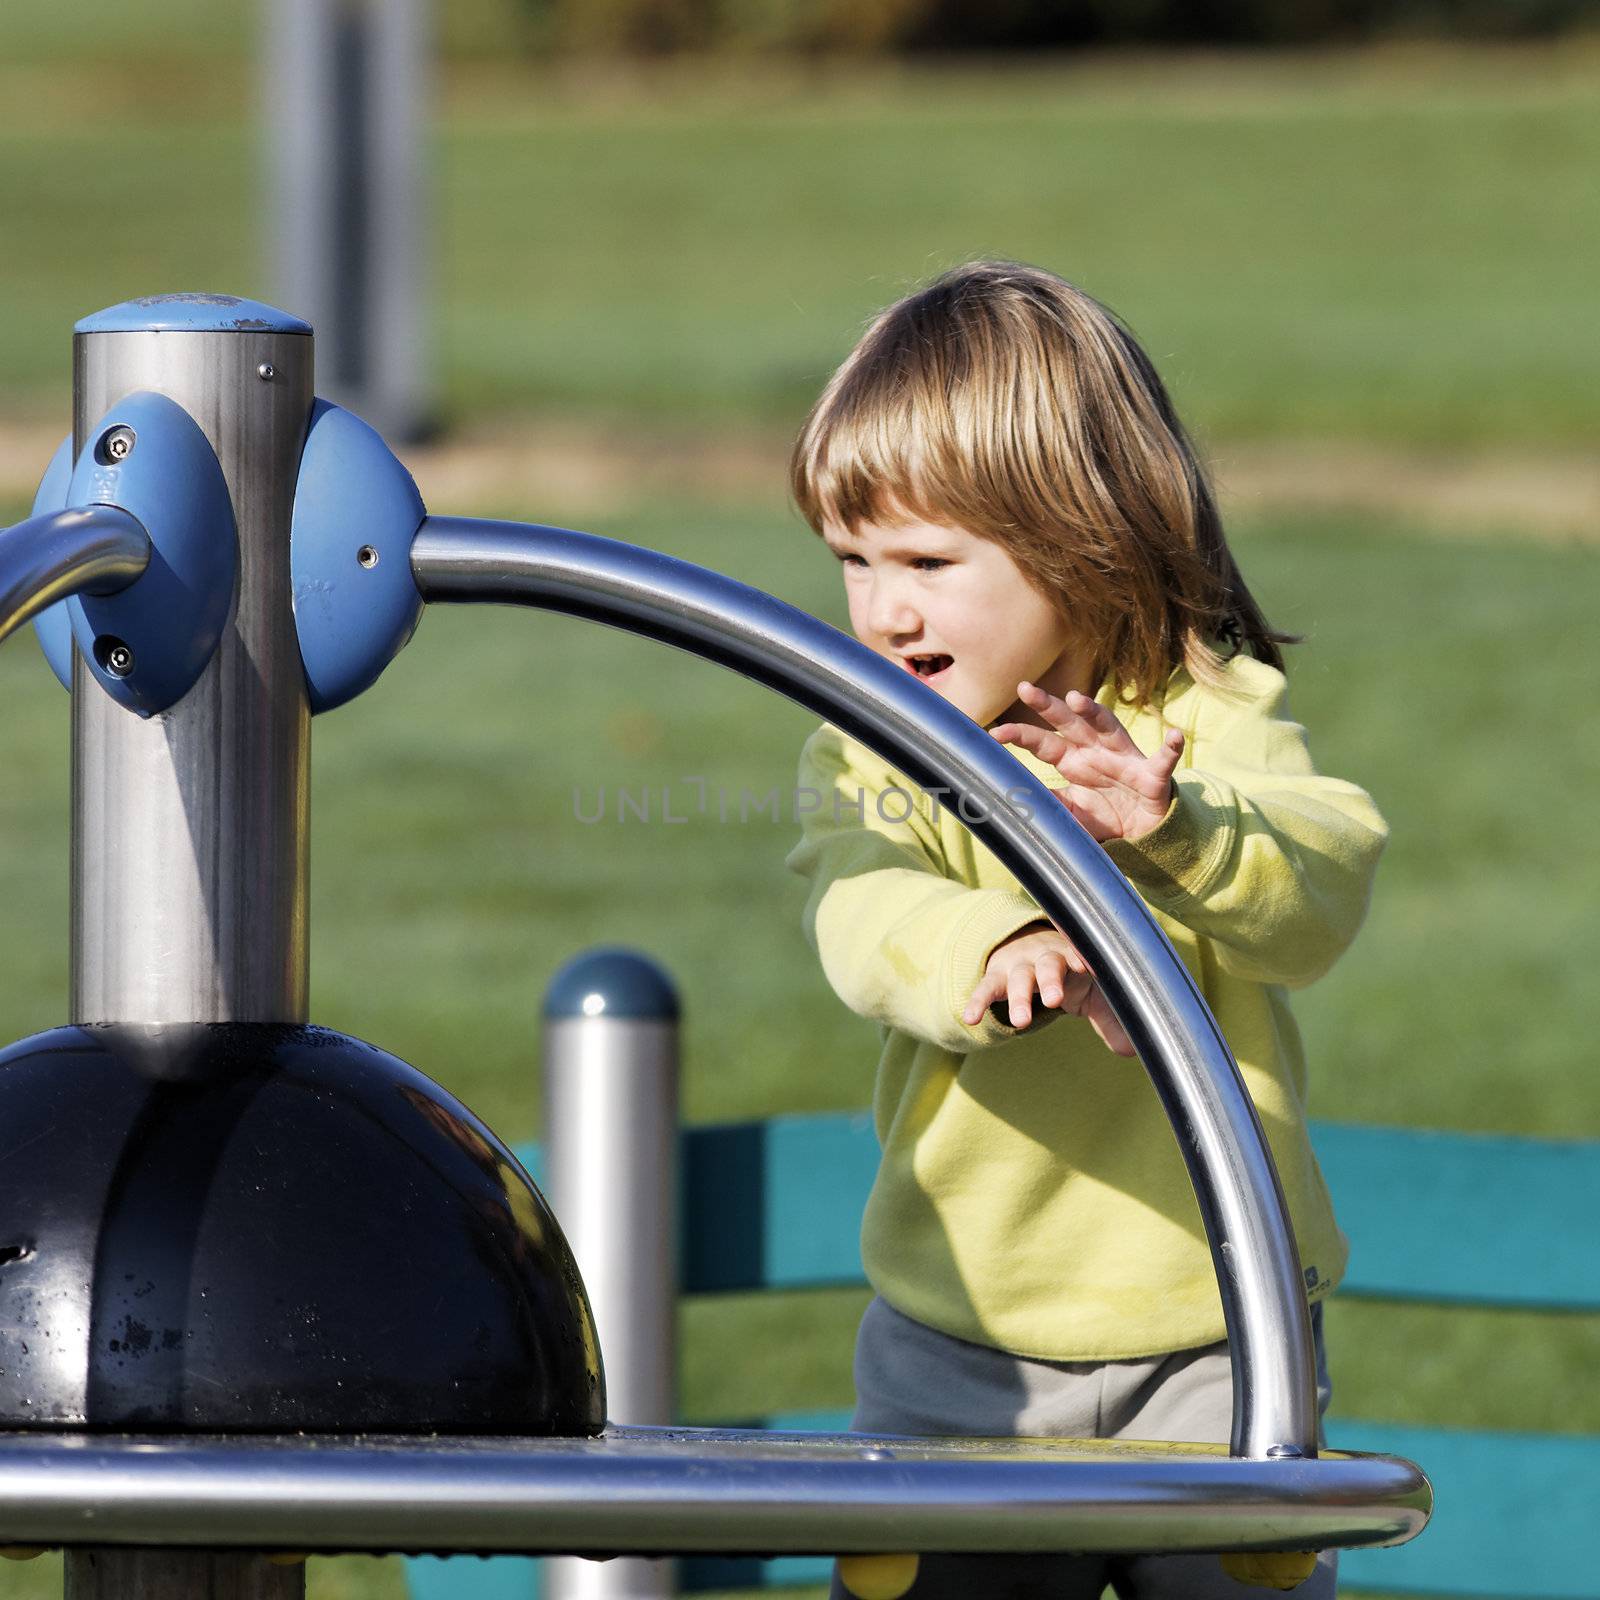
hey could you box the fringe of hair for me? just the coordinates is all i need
[790,260,1295,707]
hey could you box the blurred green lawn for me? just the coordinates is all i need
[1,47,1596,446]
[2,495,1597,1599]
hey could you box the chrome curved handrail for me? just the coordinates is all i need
[0,506,151,649]
[411,514,1320,1460]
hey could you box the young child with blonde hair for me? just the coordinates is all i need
[786,261,1387,1600]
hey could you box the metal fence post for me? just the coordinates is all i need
[543,949,680,1600]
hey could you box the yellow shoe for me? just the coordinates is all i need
[837,1552,921,1598]
[1219,1550,1319,1590]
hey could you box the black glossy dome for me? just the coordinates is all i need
[0,1024,604,1435]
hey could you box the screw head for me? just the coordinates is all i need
[95,636,136,679]
[99,426,135,464]
[257,363,276,381]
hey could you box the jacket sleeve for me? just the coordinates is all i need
[1103,660,1388,989]
[785,725,1049,1053]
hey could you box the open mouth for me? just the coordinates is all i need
[904,654,953,680]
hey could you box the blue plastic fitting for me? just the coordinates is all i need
[288,399,426,714]
[35,393,237,716]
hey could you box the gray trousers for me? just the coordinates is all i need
[830,1297,1336,1600]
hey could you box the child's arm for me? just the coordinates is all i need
[787,726,1100,1054]
[992,666,1387,989]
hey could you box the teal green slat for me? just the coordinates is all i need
[1309,1122,1600,1309]
[1331,1422,1600,1599]
[527,1114,1600,1306]
[681,1553,833,1591]
[682,1114,877,1292]
[405,1555,539,1600]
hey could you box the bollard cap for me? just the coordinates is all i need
[544,948,679,1021]
[76,294,312,336]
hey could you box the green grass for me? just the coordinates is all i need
[1,499,1596,1600]
[1,51,1596,446]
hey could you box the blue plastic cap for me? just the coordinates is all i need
[76,294,311,336]
[64,391,237,716]
[290,399,426,713]
[544,949,679,1021]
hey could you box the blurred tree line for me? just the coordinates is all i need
[523,0,1598,54]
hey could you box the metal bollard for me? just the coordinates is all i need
[543,949,680,1600]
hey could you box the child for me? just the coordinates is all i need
[785,261,1386,1600]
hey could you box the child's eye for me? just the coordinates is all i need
[911,558,949,572]
[838,553,867,569]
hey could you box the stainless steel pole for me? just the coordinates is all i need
[364,0,430,440]
[70,313,313,1025]
[266,0,430,440]
[65,304,313,1599]
[544,950,679,1600]
[265,0,335,401]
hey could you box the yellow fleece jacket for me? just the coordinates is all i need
[786,653,1386,1361]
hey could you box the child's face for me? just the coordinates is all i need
[823,514,1093,729]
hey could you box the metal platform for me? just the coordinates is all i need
[0,1425,1430,1557]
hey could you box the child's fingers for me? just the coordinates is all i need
[1084,985,1136,1058]
[1033,949,1072,1008]
[1015,684,1100,747]
[964,933,1094,1029]
[1057,937,1088,976]
[963,966,1040,1027]
[989,723,1071,767]
[1149,727,1185,783]
[961,972,1004,1026]
[1005,963,1038,1029]
[1020,684,1137,753]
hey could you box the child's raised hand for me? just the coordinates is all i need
[991,683,1184,843]
[962,924,1135,1057]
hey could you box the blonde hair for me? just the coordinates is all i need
[790,260,1292,707]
